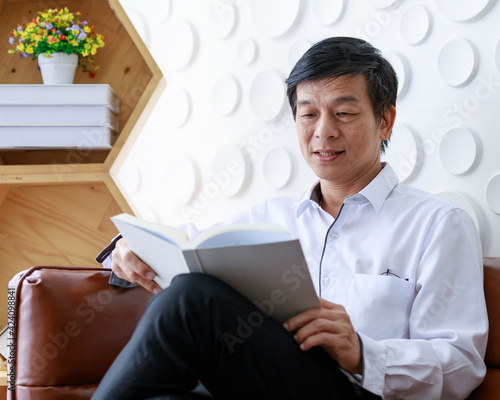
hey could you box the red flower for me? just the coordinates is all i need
[89,72,96,79]
[60,34,66,41]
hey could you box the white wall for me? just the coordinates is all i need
[116,0,500,256]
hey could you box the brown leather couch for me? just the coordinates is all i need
[6,259,500,399]
[467,257,500,400]
[7,267,153,399]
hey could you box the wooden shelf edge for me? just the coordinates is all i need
[104,173,136,215]
[0,171,111,186]
[0,162,109,177]
[108,76,166,173]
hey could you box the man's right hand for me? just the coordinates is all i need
[111,238,161,294]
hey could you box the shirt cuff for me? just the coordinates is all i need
[358,332,386,396]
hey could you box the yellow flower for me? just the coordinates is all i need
[26,46,34,54]
[16,43,24,51]
[84,26,91,33]
[71,39,78,46]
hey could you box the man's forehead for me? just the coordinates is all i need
[296,76,366,105]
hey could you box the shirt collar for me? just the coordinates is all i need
[295,163,399,218]
[357,163,399,211]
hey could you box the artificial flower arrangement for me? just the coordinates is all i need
[7,7,106,77]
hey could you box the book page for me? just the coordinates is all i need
[112,213,190,249]
[111,218,189,288]
[192,223,292,249]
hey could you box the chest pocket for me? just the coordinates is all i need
[345,274,413,340]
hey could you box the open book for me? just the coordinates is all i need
[111,213,320,323]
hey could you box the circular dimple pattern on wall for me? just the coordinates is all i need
[434,0,494,21]
[384,52,409,98]
[249,69,285,122]
[121,165,142,195]
[263,147,293,189]
[238,38,258,65]
[152,0,171,24]
[211,144,248,197]
[369,0,399,9]
[437,38,477,87]
[439,127,477,175]
[288,39,311,70]
[495,39,500,72]
[486,173,500,214]
[382,124,420,183]
[163,87,191,128]
[311,0,345,26]
[115,0,500,257]
[251,0,302,38]
[211,74,240,116]
[399,5,431,45]
[164,156,198,205]
[210,2,236,39]
[164,19,197,69]
[127,9,151,47]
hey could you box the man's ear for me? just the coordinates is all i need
[379,105,397,140]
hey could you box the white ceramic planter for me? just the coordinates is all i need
[38,53,78,85]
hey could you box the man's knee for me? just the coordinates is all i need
[146,273,238,318]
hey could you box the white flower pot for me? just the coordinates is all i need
[38,53,78,85]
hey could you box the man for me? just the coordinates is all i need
[92,37,487,400]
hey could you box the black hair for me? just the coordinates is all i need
[285,37,398,153]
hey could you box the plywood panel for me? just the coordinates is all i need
[0,183,122,327]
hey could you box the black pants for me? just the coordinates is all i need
[91,273,381,400]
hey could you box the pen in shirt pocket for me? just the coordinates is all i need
[381,268,409,281]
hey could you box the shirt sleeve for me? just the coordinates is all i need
[360,209,488,399]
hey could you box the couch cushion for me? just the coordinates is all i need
[483,257,500,368]
[11,266,153,399]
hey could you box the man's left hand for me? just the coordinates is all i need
[284,298,362,375]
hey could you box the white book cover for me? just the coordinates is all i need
[0,84,119,112]
[0,105,118,131]
[0,126,116,149]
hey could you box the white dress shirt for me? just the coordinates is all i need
[200,163,487,399]
[107,163,487,399]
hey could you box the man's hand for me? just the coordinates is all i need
[284,298,362,375]
[111,238,161,294]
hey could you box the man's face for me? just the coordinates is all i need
[295,74,394,186]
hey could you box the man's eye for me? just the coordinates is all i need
[337,112,350,116]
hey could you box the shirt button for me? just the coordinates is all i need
[330,232,339,239]
[322,277,331,286]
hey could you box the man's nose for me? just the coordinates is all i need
[314,114,340,139]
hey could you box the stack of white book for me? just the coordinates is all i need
[0,84,119,149]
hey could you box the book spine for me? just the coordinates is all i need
[183,250,204,273]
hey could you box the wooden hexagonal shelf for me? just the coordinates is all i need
[0,0,164,328]
[0,0,164,170]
